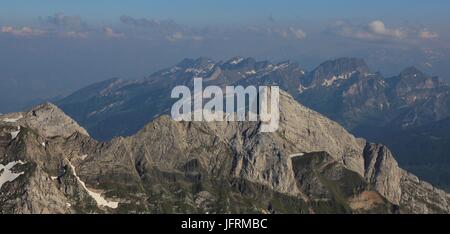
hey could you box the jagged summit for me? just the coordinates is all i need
[399,66,426,78]
[176,57,214,68]
[307,57,370,86]
[0,102,89,139]
[313,57,369,74]
[389,66,447,99]
[316,57,369,71]
[24,102,89,138]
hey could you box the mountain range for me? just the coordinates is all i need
[55,56,450,191]
[1,91,449,213]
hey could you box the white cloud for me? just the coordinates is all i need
[331,20,406,41]
[419,29,439,39]
[288,27,307,40]
[166,31,184,42]
[1,26,46,37]
[104,27,124,38]
[368,20,405,39]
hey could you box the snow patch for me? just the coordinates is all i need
[271,62,290,72]
[10,126,21,140]
[322,71,356,87]
[2,114,23,123]
[0,161,25,190]
[245,70,256,76]
[161,66,181,75]
[67,160,118,209]
[290,153,305,158]
[184,63,215,76]
[87,101,123,117]
[298,85,310,94]
[379,80,387,87]
[230,57,244,65]
[80,154,88,160]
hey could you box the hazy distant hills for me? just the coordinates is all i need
[55,56,450,191]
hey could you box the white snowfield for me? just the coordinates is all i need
[67,160,119,209]
[0,160,25,190]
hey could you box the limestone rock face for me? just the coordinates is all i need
[291,151,393,213]
[399,171,450,213]
[0,91,449,213]
[363,143,402,204]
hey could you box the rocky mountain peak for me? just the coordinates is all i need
[307,57,370,87]
[176,57,214,69]
[399,67,426,79]
[0,103,89,139]
[391,66,447,98]
[315,58,369,73]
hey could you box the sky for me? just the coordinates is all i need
[1,0,450,25]
[0,0,449,112]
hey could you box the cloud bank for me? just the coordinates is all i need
[1,26,46,37]
[330,20,406,41]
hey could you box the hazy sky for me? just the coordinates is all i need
[2,0,450,25]
[0,1,449,112]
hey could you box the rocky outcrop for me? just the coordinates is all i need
[362,142,450,213]
[291,151,395,213]
[363,143,402,205]
[400,172,450,213]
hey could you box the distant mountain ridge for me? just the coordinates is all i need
[56,56,450,139]
[55,56,450,191]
